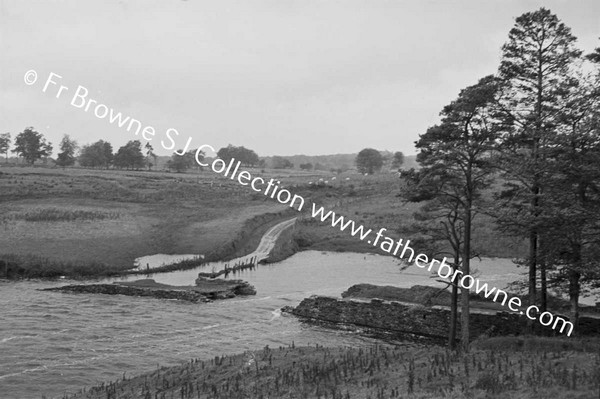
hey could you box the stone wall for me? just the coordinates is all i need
[286,296,599,340]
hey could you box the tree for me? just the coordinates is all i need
[588,44,600,64]
[145,142,157,170]
[355,148,383,174]
[271,156,294,169]
[401,168,464,349]
[217,145,259,167]
[100,141,114,168]
[12,127,51,165]
[391,151,405,170]
[413,75,502,350]
[114,140,146,170]
[496,8,582,316]
[0,133,11,162]
[314,162,327,171]
[167,150,196,173]
[79,140,113,168]
[55,134,78,168]
[299,162,313,171]
[539,68,600,333]
[42,142,53,164]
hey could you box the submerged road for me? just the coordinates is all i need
[229,217,297,265]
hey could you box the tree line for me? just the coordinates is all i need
[1,129,406,175]
[402,8,600,350]
[0,132,265,173]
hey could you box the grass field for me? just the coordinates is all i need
[0,165,526,278]
[289,173,528,260]
[0,166,305,277]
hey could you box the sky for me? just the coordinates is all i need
[1,0,599,157]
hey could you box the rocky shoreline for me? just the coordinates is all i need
[43,278,256,302]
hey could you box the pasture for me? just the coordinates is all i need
[0,165,525,277]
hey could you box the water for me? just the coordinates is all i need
[0,251,551,398]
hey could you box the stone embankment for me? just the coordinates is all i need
[283,295,526,341]
[43,278,256,302]
[283,285,600,341]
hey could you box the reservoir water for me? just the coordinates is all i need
[0,251,547,398]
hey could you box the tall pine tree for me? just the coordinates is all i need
[414,75,502,350]
[496,8,582,316]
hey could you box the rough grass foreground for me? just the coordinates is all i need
[60,338,600,399]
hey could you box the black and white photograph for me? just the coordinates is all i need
[1,1,600,398]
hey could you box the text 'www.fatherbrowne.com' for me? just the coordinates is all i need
[24,69,574,337]
[309,204,574,337]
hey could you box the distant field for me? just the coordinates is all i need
[291,172,528,260]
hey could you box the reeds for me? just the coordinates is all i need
[57,340,600,399]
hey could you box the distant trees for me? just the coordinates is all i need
[55,134,78,168]
[391,151,404,170]
[271,156,294,169]
[299,162,313,171]
[355,148,383,174]
[0,133,10,162]
[217,145,259,167]
[114,140,146,170]
[79,140,113,169]
[12,127,52,165]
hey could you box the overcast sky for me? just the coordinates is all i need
[1,0,599,157]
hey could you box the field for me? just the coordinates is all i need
[290,173,528,260]
[0,165,527,278]
[0,166,295,277]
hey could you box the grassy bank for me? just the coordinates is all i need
[0,166,304,278]
[0,166,526,279]
[291,187,528,260]
[61,337,600,399]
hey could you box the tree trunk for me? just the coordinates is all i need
[528,224,538,332]
[568,269,581,336]
[540,256,547,313]
[448,255,460,350]
[461,206,471,352]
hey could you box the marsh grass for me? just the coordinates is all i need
[472,336,600,353]
[59,339,600,399]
